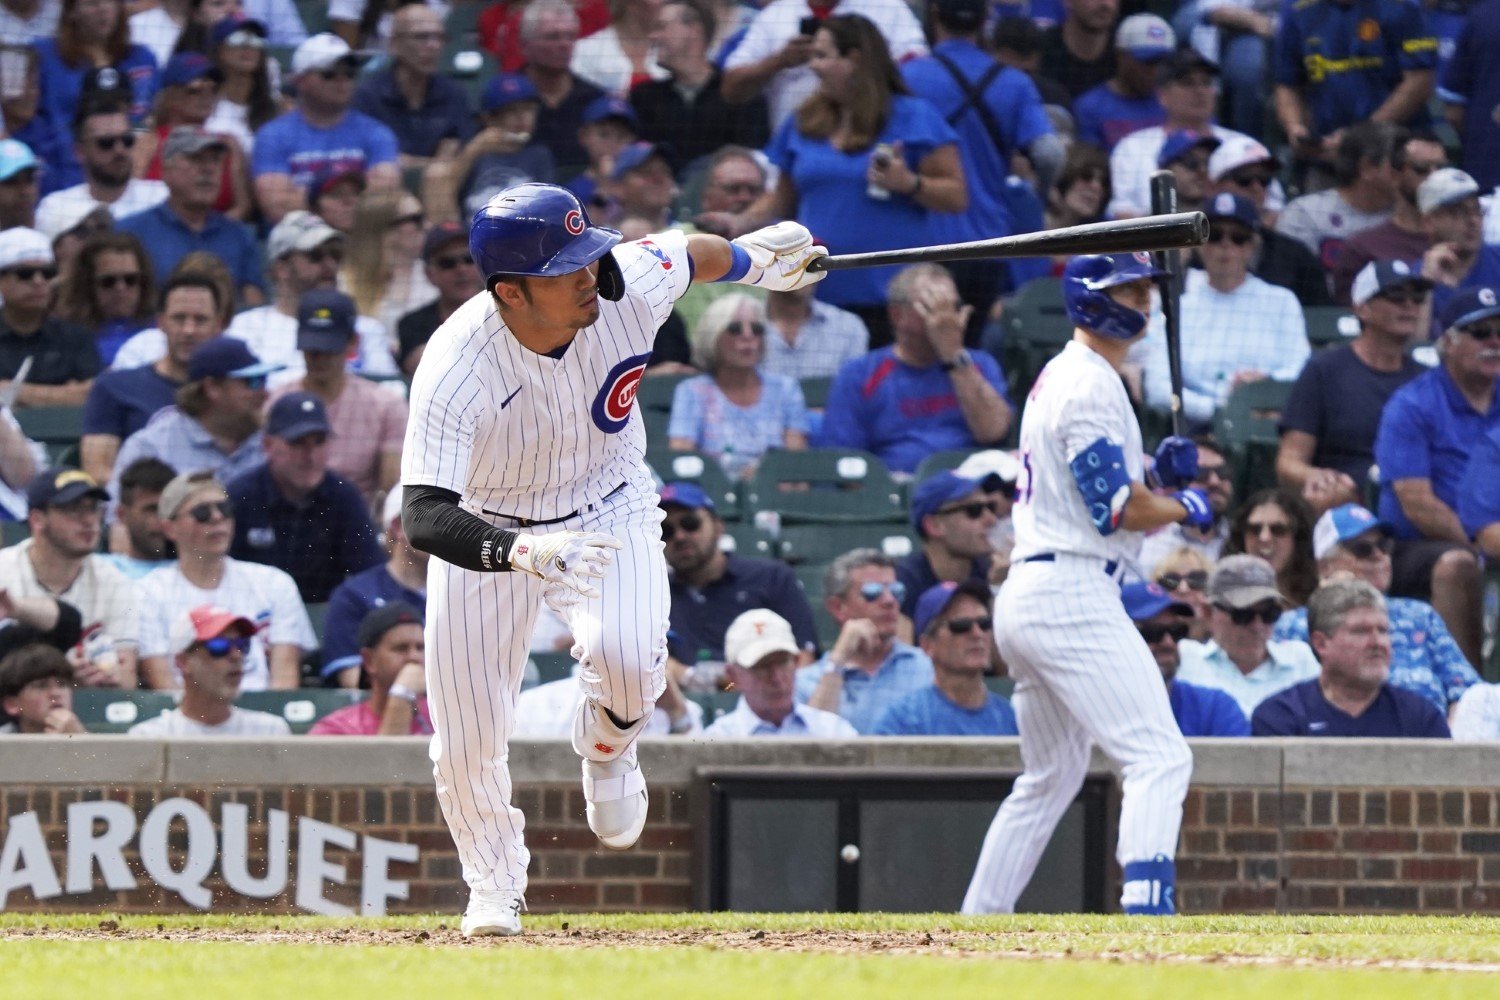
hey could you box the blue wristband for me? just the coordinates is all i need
[715,243,752,283]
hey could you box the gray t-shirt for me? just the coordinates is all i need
[1275,188,1392,270]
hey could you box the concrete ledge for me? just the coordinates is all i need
[161,738,437,785]
[0,736,166,784]
[1280,739,1500,787]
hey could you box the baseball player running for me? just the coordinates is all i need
[962,253,1212,916]
[401,183,827,936]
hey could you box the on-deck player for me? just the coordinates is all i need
[400,183,827,937]
[962,253,1213,916]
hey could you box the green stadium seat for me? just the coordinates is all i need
[294,0,329,34]
[744,448,905,525]
[1001,277,1071,400]
[720,520,779,558]
[304,602,330,644]
[531,651,576,684]
[72,690,176,734]
[686,687,741,724]
[984,674,1015,699]
[1214,379,1294,500]
[237,689,364,734]
[911,448,986,485]
[1,520,29,545]
[1304,305,1358,351]
[777,522,917,565]
[799,375,834,410]
[634,372,690,417]
[16,406,84,460]
[793,562,840,647]
[653,449,741,519]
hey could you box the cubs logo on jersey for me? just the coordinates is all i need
[637,240,673,270]
[591,352,653,433]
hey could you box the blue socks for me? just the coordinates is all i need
[1121,855,1176,915]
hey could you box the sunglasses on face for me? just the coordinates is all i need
[724,321,765,337]
[1460,323,1500,342]
[941,615,992,636]
[1138,620,1190,644]
[304,246,343,265]
[660,512,703,541]
[1227,170,1272,188]
[187,499,234,523]
[5,265,56,282]
[198,635,253,657]
[95,272,140,290]
[936,499,1004,520]
[1377,289,1428,306]
[1158,570,1208,592]
[431,253,474,271]
[1196,463,1229,482]
[1246,520,1291,538]
[318,67,357,81]
[1218,603,1281,626]
[857,580,907,603]
[1343,535,1395,560]
[1207,228,1253,246]
[92,133,136,152]
[224,30,267,48]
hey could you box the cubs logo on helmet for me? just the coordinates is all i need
[564,209,585,235]
[591,352,653,433]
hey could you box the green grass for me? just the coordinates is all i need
[6,913,1499,1000]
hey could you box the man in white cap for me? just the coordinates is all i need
[703,608,856,738]
[1414,167,1500,300]
[128,604,292,736]
[1072,13,1174,152]
[251,32,401,224]
[1330,133,1449,305]
[0,227,98,406]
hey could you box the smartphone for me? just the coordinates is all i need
[798,15,820,35]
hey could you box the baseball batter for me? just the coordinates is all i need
[962,253,1213,916]
[400,183,826,937]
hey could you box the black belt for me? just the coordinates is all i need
[1021,553,1121,577]
[484,481,627,528]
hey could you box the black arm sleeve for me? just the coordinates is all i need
[0,600,83,662]
[402,484,522,573]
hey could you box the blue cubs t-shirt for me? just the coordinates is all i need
[1073,84,1164,152]
[1251,678,1450,737]
[1169,680,1250,737]
[872,685,1019,736]
[251,109,400,188]
[1439,0,1500,190]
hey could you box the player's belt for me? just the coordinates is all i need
[1020,553,1121,577]
[483,481,628,528]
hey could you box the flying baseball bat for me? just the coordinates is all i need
[1149,172,1187,438]
[806,212,1208,272]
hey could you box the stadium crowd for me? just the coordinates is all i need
[2,0,1499,743]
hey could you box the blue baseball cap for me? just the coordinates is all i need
[659,481,715,512]
[1350,259,1433,307]
[1121,581,1192,622]
[296,289,358,353]
[266,391,331,441]
[161,53,223,89]
[1312,503,1390,559]
[912,580,992,637]
[1157,129,1221,169]
[1438,285,1500,332]
[910,470,985,533]
[188,337,282,382]
[611,142,672,182]
[0,139,37,182]
[210,15,268,50]
[26,467,109,509]
[1202,191,1258,229]
[581,95,640,130]
[481,72,539,113]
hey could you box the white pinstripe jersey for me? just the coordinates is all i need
[402,231,691,521]
[1011,340,1145,563]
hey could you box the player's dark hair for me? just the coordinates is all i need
[1222,487,1319,607]
[0,644,73,701]
[1332,122,1406,188]
[118,458,177,505]
[490,273,533,302]
[1391,130,1442,169]
[1190,433,1224,460]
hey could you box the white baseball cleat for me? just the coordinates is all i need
[461,889,524,938]
[582,749,648,851]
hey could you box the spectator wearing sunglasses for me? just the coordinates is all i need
[1329,133,1448,306]
[1273,503,1478,715]
[397,222,485,377]
[1174,554,1320,717]
[703,609,855,738]
[1149,546,1214,642]
[1121,580,1247,737]
[1140,435,1233,571]
[1222,487,1320,608]
[1134,193,1308,432]
[872,580,1016,736]
[56,231,156,368]
[896,470,999,618]
[1154,129,1219,216]
[0,226,100,408]
[659,481,818,664]
[251,33,400,226]
[794,548,934,734]
[1251,580,1450,738]
[129,604,293,735]
[136,472,315,691]
[1278,260,1432,517]
[1371,286,1498,669]
[34,92,167,225]
[108,337,281,507]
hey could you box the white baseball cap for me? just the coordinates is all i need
[1114,14,1175,61]
[724,609,799,668]
[290,32,364,76]
[1207,134,1280,182]
[382,485,403,527]
[34,197,110,243]
[0,226,54,271]
[1416,167,1481,215]
[267,210,342,260]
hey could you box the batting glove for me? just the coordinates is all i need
[510,530,622,599]
[1173,488,1214,530]
[732,221,828,292]
[1149,436,1199,490]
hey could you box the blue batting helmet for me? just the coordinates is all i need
[1062,253,1162,339]
[469,183,625,298]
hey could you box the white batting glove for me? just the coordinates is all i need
[510,530,622,600]
[732,221,828,292]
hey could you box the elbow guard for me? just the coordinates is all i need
[1069,437,1133,536]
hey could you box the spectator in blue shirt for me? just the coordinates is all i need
[81,272,223,486]
[1252,579,1450,737]
[1273,0,1437,159]
[704,609,858,738]
[817,264,1012,474]
[225,389,382,603]
[1072,14,1172,152]
[1122,580,1249,737]
[895,470,997,617]
[794,548,935,734]
[352,4,474,168]
[118,126,266,308]
[251,32,400,224]
[1458,422,1500,562]
[1373,284,1496,666]
[873,580,1018,736]
[1414,169,1500,319]
[321,486,429,688]
[1438,0,1500,191]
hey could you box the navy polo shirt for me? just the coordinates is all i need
[225,464,384,603]
[352,68,476,158]
[893,549,991,618]
[1251,678,1450,737]
[320,563,427,679]
[117,203,266,297]
[668,553,820,661]
[1374,363,1500,539]
[82,365,181,439]
[1170,680,1250,737]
